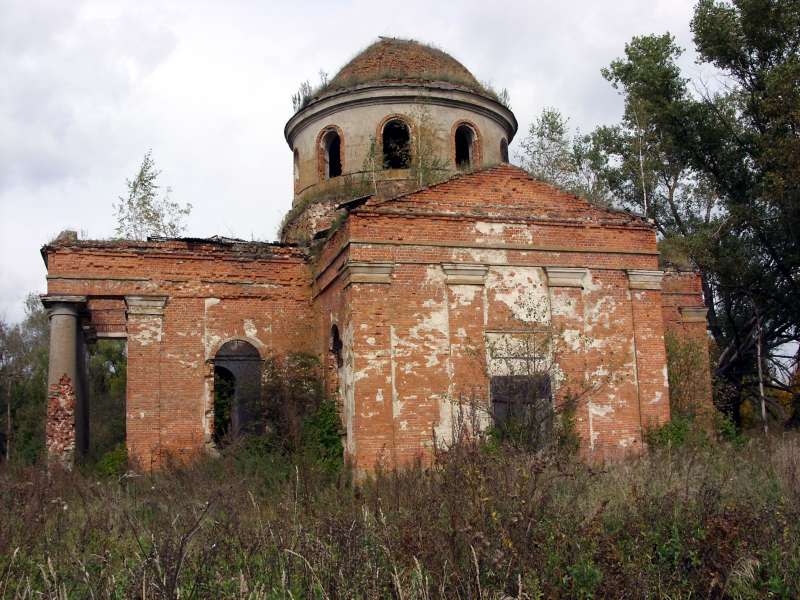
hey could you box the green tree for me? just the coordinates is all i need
[114,150,192,240]
[519,107,610,205]
[0,294,49,464]
[597,1,800,426]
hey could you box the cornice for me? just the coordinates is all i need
[285,82,517,147]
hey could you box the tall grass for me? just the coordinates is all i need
[1,433,799,599]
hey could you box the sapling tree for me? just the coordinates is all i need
[114,150,192,240]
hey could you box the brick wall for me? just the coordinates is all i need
[42,166,712,471]
[313,166,704,469]
[44,239,313,468]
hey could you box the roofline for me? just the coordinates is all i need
[355,163,655,229]
[284,81,518,148]
[40,236,306,263]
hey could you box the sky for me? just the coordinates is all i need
[0,0,708,323]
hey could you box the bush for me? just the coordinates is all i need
[89,443,128,478]
[645,413,706,449]
[300,399,344,474]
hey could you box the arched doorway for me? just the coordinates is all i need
[213,340,262,446]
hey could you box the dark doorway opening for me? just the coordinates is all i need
[213,340,262,446]
[383,119,411,169]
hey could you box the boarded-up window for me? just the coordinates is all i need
[490,373,552,425]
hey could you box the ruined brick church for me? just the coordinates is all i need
[41,38,710,471]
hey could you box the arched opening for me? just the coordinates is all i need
[500,138,509,163]
[320,129,342,179]
[293,148,300,182]
[213,340,262,446]
[382,119,411,169]
[455,124,476,169]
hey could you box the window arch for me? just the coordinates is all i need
[454,123,479,169]
[500,138,509,163]
[318,127,343,179]
[382,118,411,169]
[293,148,300,182]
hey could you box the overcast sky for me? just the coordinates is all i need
[0,0,709,323]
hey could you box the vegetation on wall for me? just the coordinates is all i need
[114,150,192,241]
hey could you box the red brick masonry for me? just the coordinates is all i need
[42,165,710,470]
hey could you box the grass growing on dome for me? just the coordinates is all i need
[290,38,512,112]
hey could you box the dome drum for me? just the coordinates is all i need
[281,39,518,243]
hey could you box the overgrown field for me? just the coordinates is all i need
[1,433,799,599]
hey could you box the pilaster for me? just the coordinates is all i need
[125,295,167,469]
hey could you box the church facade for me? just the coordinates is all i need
[41,38,711,471]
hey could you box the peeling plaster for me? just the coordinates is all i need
[243,319,257,338]
[340,321,356,455]
[588,402,614,449]
[450,284,479,306]
[473,221,533,243]
[453,248,508,264]
[130,318,163,346]
[486,266,551,324]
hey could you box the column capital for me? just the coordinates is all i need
[340,261,393,286]
[680,306,708,323]
[545,267,588,288]
[442,263,488,285]
[627,270,664,290]
[125,296,168,316]
[40,295,87,317]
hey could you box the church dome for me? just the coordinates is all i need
[283,37,517,243]
[324,37,489,98]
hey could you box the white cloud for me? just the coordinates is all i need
[0,0,699,322]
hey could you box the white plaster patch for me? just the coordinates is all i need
[588,402,615,449]
[339,321,356,455]
[487,266,551,324]
[432,394,456,447]
[453,248,508,264]
[474,222,508,237]
[376,389,384,403]
[473,221,533,243]
[130,318,162,346]
[243,319,258,339]
[450,284,479,306]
